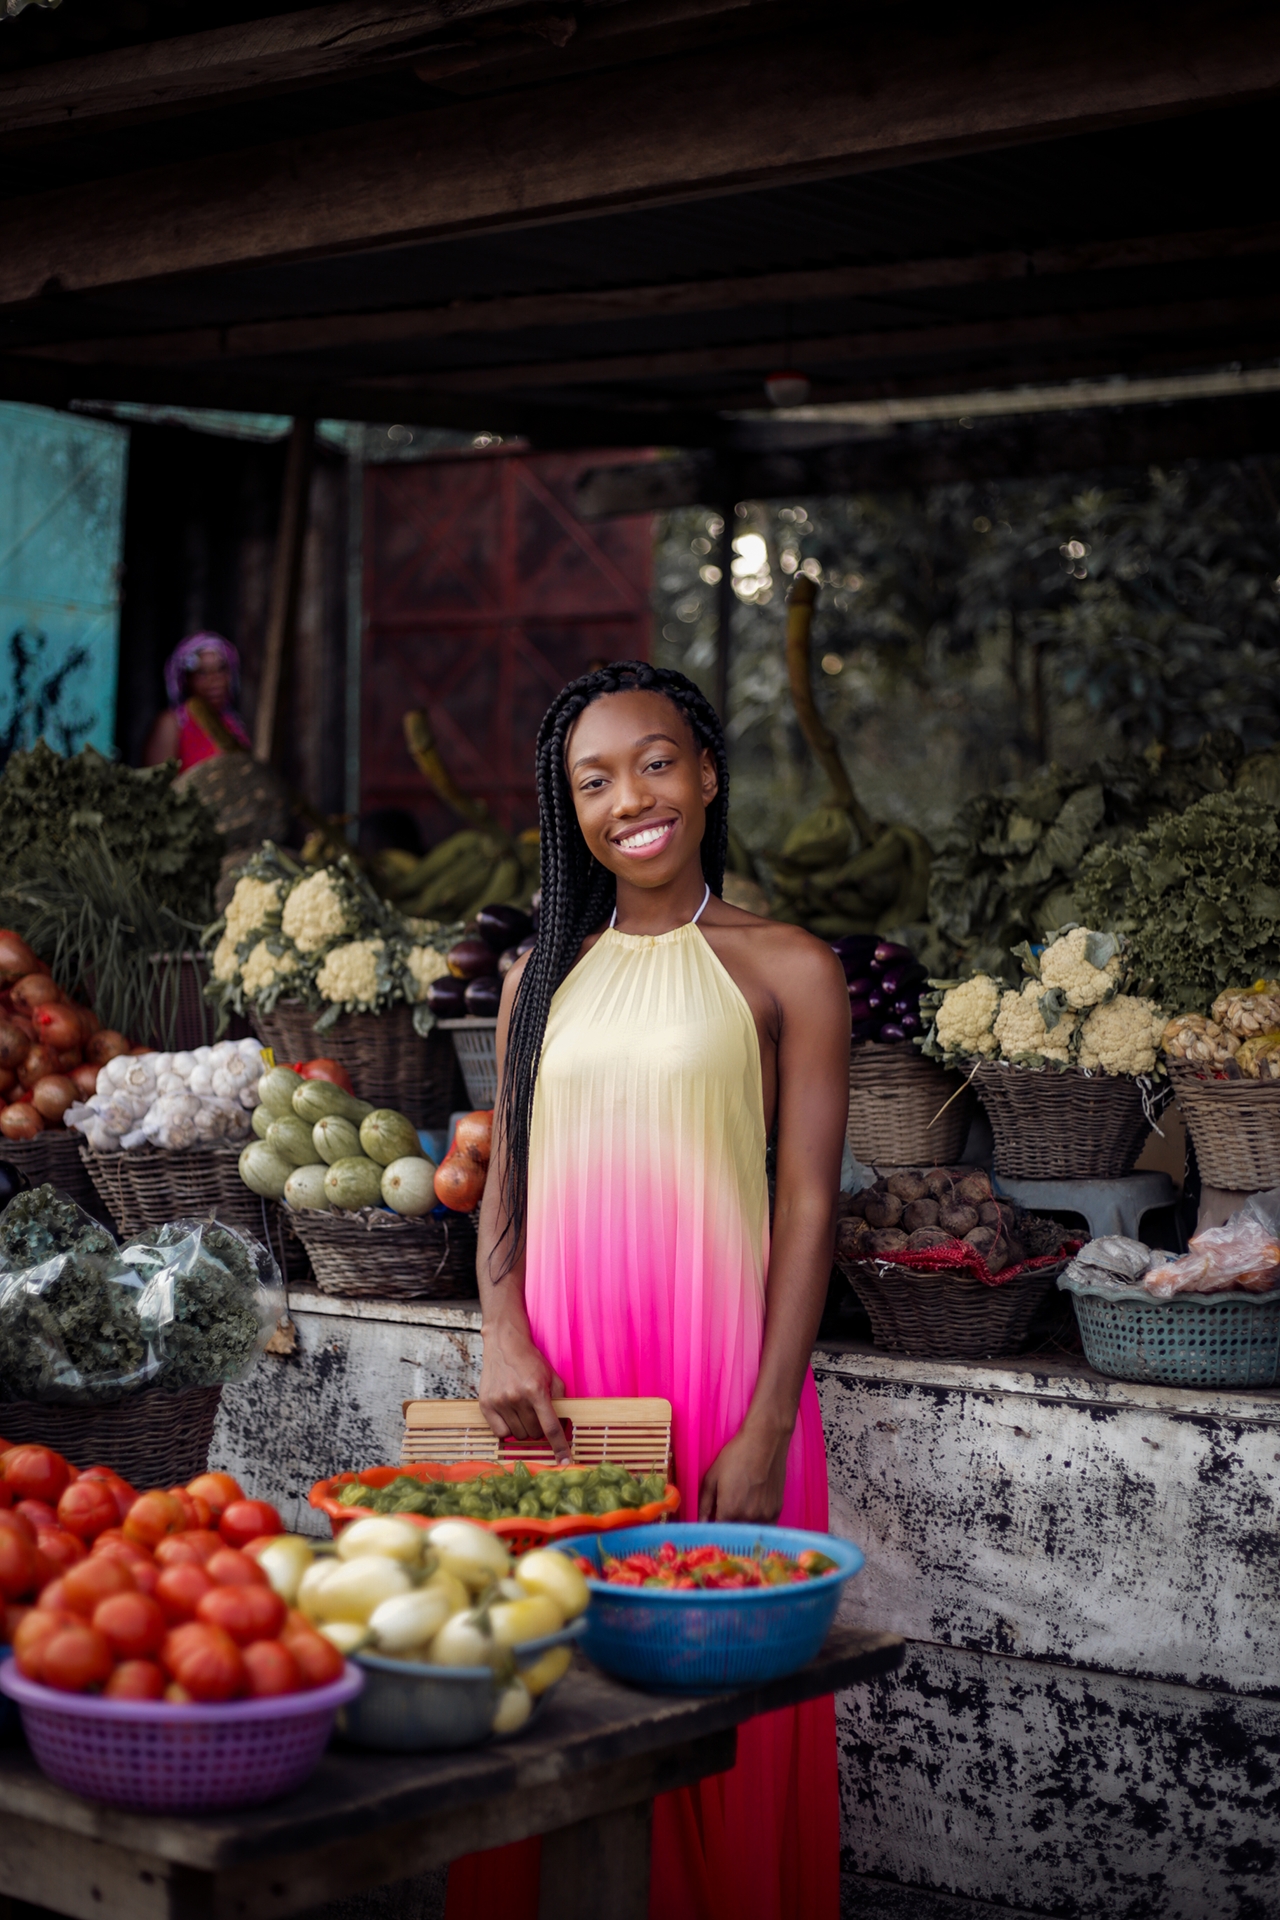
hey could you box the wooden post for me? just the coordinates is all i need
[715,494,736,723]
[254,415,314,764]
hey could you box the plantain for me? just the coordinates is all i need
[458,854,525,921]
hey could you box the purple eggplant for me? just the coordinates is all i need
[464,974,503,1017]
[426,975,468,1018]
[877,965,910,997]
[846,975,875,1000]
[832,934,879,970]
[867,991,885,1012]
[878,1022,908,1043]
[874,941,915,968]
[898,1011,922,1035]
[850,1017,877,1042]
[847,997,874,1025]
[475,903,533,953]
[892,995,920,1018]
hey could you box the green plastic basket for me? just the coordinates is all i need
[1068,1286,1280,1388]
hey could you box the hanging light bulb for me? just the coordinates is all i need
[764,370,811,407]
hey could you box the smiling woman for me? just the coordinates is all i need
[445,662,850,1920]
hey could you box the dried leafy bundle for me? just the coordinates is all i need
[0,1187,152,1405]
[131,1220,282,1391]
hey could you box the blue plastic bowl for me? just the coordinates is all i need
[556,1523,864,1693]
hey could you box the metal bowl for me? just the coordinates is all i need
[336,1619,584,1752]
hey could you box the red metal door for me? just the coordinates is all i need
[362,448,651,842]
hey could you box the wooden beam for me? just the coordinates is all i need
[254,418,315,763]
[17,223,1280,368]
[3,2,1280,311]
[366,289,1280,395]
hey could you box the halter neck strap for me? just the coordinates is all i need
[609,880,711,932]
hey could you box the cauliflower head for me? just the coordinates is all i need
[240,941,299,997]
[282,870,353,954]
[1077,995,1166,1075]
[211,930,241,984]
[994,981,1077,1063]
[1039,926,1123,1008]
[404,944,450,1001]
[223,876,283,948]
[316,938,385,1006]
[935,975,1001,1057]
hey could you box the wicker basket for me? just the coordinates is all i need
[0,1384,222,1486]
[972,1063,1155,1179]
[438,1019,497,1109]
[251,1002,459,1129]
[846,1042,973,1167]
[837,1256,1067,1359]
[1069,1286,1280,1388]
[0,1131,109,1222]
[285,1206,478,1300]
[1167,1065,1280,1191]
[79,1143,276,1242]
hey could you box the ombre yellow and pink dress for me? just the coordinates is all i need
[446,919,838,1920]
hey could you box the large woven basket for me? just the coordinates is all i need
[0,1384,222,1486]
[837,1256,1067,1359]
[1167,1066,1280,1190]
[847,1042,973,1167]
[285,1206,478,1300]
[1,1131,109,1222]
[251,1002,459,1129]
[972,1063,1154,1179]
[437,1018,497,1109]
[77,1143,306,1287]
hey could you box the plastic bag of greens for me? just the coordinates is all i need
[128,1219,284,1390]
[0,1185,158,1404]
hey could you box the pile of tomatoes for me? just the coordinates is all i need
[0,928,136,1141]
[0,1442,344,1703]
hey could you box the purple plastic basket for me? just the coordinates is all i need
[0,1658,362,1811]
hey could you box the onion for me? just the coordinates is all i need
[54,1048,82,1072]
[34,1004,83,1051]
[11,973,61,1014]
[0,1019,27,1070]
[31,1075,76,1123]
[0,932,41,988]
[0,1069,13,1096]
[86,1030,130,1067]
[19,1044,59,1088]
[453,1111,492,1158]
[75,1006,100,1041]
[0,1103,43,1140]
[434,1152,486,1212]
[70,1064,100,1098]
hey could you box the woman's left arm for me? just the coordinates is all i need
[699,935,850,1521]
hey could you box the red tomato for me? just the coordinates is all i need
[196,1584,285,1646]
[32,1527,86,1575]
[241,1638,302,1698]
[104,1659,165,1701]
[0,1479,12,1511]
[123,1490,187,1549]
[155,1563,214,1625]
[184,1472,243,1518]
[92,1591,167,1660]
[0,1527,41,1601]
[280,1616,345,1690]
[79,1467,137,1521]
[40,1622,114,1693]
[160,1622,245,1703]
[153,1536,205,1569]
[15,1499,58,1532]
[2,1445,71,1505]
[206,1548,267,1589]
[297,1058,354,1095]
[218,1500,283,1551]
[61,1555,135,1618]
[164,1681,192,1704]
[177,1528,223,1565]
[165,1487,212,1531]
[14,1606,78,1679]
[56,1479,121,1542]
[3,1601,30,1643]
[35,1578,67,1614]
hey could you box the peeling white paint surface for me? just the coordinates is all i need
[837,1642,1280,1920]
[816,1346,1280,1696]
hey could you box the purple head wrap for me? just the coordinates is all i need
[165,632,240,709]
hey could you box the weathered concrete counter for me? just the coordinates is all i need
[214,1297,1280,1920]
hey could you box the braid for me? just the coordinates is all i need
[493,662,729,1274]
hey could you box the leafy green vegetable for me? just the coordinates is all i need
[0,1187,151,1405]
[131,1219,280,1390]
[340,1463,670,1522]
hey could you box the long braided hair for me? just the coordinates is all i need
[493,662,730,1274]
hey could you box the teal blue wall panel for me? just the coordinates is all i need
[0,402,128,758]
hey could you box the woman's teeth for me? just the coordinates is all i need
[618,823,671,850]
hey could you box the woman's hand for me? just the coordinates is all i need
[479,1320,570,1462]
[698,1416,792,1523]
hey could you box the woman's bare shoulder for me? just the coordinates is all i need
[704,903,848,999]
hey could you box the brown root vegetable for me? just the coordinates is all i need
[938,1203,980,1238]
[31,1074,76,1123]
[862,1192,903,1230]
[70,1063,100,1099]
[907,1227,953,1250]
[955,1171,992,1206]
[19,1043,59,1088]
[985,1242,1010,1275]
[965,1225,997,1254]
[885,1171,928,1203]
[864,1228,909,1254]
[0,1102,42,1140]
[902,1198,939,1232]
[977,1200,1002,1227]
[842,1188,872,1219]
[925,1169,955,1200]
[1002,1238,1025,1267]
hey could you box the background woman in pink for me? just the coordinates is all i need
[448,662,850,1920]
[143,632,251,771]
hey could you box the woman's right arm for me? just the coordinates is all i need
[475,954,570,1459]
[142,710,180,767]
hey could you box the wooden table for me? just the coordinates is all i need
[0,1625,901,1920]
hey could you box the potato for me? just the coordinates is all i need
[902,1198,939,1233]
[885,1171,928,1203]
[955,1171,992,1206]
[907,1227,953,1250]
[865,1228,909,1254]
[964,1225,997,1253]
[938,1203,980,1238]
[925,1168,955,1199]
[863,1192,903,1229]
